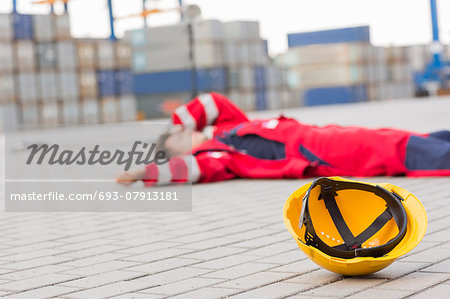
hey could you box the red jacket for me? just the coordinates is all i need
[143,92,449,186]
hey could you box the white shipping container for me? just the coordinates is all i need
[224,42,250,66]
[0,73,15,102]
[266,88,291,110]
[77,41,97,69]
[370,46,387,64]
[228,90,255,111]
[118,95,137,122]
[56,41,78,70]
[0,42,14,71]
[388,63,413,82]
[367,84,383,101]
[81,99,100,124]
[287,64,369,89]
[20,104,39,129]
[181,42,225,68]
[60,101,80,125]
[443,45,450,63]
[265,66,287,88]
[132,51,148,73]
[97,41,116,70]
[125,29,147,48]
[100,97,119,123]
[17,73,38,103]
[386,46,407,63]
[194,20,225,41]
[55,13,71,40]
[0,103,19,131]
[285,89,304,107]
[382,82,414,100]
[390,82,414,99]
[279,88,291,108]
[126,26,187,48]
[0,14,13,41]
[15,41,36,71]
[133,42,224,73]
[124,20,224,48]
[266,88,282,110]
[40,102,59,126]
[275,43,371,67]
[116,41,132,69]
[32,14,56,42]
[38,71,58,101]
[248,40,269,65]
[384,83,398,99]
[58,71,80,100]
[224,21,260,41]
[405,45,429,72]
[227,90,240,106]
[367,62,388,84]
[79,70,98,98]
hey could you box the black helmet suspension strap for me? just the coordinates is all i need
[299,177,408,259]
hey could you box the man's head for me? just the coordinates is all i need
[155,125,207,159]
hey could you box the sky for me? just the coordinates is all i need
[2,0,450,55]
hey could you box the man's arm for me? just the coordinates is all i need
[172,92,249,131]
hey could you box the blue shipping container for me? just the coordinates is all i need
[196,68,227,91]
[288,26,370,48]
[254,66,266,90]
[134,68,227,95]
[255,90,267,111]
[12,13,33,40]
[98,70,116,96]
[303,85,367,106]
[115,70,134,95]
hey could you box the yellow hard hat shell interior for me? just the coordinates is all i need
[283,177,427,276]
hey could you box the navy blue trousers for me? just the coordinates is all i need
[405,130,450,171]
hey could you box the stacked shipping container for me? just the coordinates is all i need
[223,21,290,111]
[276,26,425,106]
[126,20,290,118]
[1,14,443,128]
[0,12,137,131]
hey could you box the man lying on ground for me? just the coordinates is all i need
[117,92,450,186]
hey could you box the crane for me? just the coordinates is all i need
[415,0,450,96]
[20,0,186,41]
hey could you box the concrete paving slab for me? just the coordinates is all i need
[0,97,450,298]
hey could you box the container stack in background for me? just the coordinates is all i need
[0,12,137,131]
[1,12,446,129]
[275,26,429,106]
[224,21,290,111]
[78,39,136,124]
[127,20,228,118]
[275,26,374,106]
[126,20,290,119]
[374,46,415,101]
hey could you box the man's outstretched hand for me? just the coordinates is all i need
[116,168,146,186]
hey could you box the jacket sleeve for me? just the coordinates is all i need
[171,92,249,131]
[143,152,235,187]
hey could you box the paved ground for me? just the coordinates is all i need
[0,97,449,298]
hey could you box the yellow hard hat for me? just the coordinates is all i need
[283,177,427,276]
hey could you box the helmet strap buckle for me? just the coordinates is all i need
[319,184,338,202]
